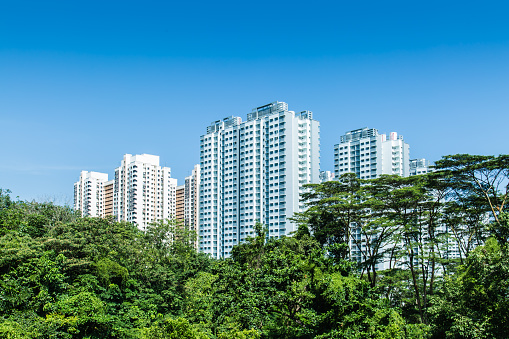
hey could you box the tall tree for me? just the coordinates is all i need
[434,154,509,245]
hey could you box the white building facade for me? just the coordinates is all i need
[74,171,109,217]
[184,164,200,232]
[334,128,410,271]
[409,158,432,176]
[113,154,177,231]
[199,101,320,258]
[334,127,410,179]
[319,170,335,183]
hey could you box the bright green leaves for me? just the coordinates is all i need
[211,236,321,338]
[0,239,67,315]
[184,271,217,327]
[95,257,128,285]
[142,317,210,339]
[429,237,509,338]
[0,152,507,339]
[435,154,509,244]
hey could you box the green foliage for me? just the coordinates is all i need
[0,319,33,339]
[314,272,429,338]
[183,271,217,327]
[218,233,323,338]
[95,257,128,285]
[489,212,509,250]
[217,328,260,339]
[435,154,509,244]
[0,189,79,238]
[429,237,509,338]
[0,154,507,339]
[142,317,210,339]
[295,174,363,253]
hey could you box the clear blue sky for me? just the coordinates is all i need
[1,0,508,203]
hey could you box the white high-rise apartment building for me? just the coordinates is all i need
[334,127,410,179]
[113,154,177,230]
[334,128,409,271]
[410,158,432,176]
[199,101,320,258]
[184,164,200,232]
[74,171,109,217]
[319,170,335,183]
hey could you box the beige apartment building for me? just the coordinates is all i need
[176,185,185,223]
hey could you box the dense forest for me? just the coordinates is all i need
[1,154,508,338]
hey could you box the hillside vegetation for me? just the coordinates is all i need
[1,154,508,338]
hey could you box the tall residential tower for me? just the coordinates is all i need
[176,185,185,222]
[199,101,320,258]
[74,171,109,217]
[334,127,410,179]
[184,164,200,232]
[113,154,177,230]
[410,158,432,176]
